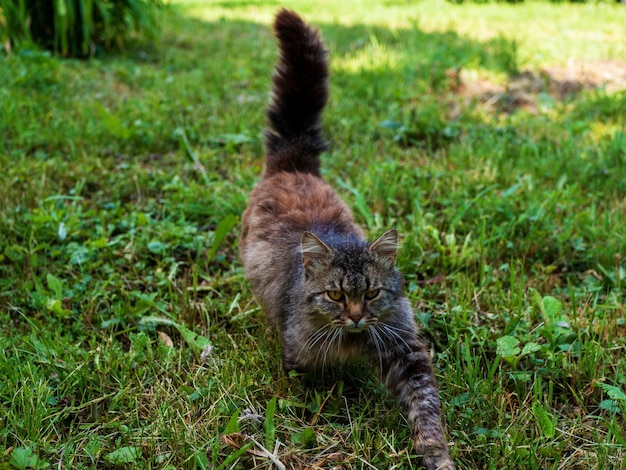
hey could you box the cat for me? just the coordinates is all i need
[239,9,454,470]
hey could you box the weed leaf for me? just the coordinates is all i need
[264,396,277,450]
[46,274,63,299]
[57,222,67,241]
[599,399,621,414]
[5,245,26,262]
[216,440,254,470]
[147,240,168,255]
[532,402,555,438]
[225,409,241,434]
[597,383,626,402]
[379,119,403,129]
[292,427,317,449]
[207,214,238,262]
[139,316,212,353]
[542,296,563,323]
[93,102,131,139]
[194,450,211,469]
[521,342,542,356]
[105,446,140,464]
[134,293,171,317]
[496,335,521,358]
[9,447,49,470]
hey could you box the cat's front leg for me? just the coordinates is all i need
[280,325,319,374]
[380,339,454,470]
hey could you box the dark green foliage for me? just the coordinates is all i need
[0,0,163,57]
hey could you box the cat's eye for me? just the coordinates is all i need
[327,290,345,302]
[364,289,380,300]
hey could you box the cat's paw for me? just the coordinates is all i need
[422,453,455,470]
[418,443,455,470]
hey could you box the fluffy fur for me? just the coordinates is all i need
[239,9,454,469]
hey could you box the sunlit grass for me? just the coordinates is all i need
[176,0,626,66]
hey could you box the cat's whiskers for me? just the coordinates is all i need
[377,324,400,347]
[306,324,332,350]
[336,324,344,350]
[368,327,385,372]
[381,322,415,337]
[310,328,330,370]
[319,326,343,375]
[378,322,412,353]
[381,321,416,336]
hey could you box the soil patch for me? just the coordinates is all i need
[448,59,626,113]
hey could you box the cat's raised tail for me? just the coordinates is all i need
[264,9,329,178]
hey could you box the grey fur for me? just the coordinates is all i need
[239,9,454,470]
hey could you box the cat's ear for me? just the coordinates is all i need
[301,232,332,267]
[369,229,398,265]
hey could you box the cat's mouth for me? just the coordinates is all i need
[343,319,369,333]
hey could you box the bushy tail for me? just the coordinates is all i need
[263,9,329,178]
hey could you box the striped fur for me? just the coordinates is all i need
[239,9,454,469]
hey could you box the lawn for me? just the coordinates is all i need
[1,0,625,468]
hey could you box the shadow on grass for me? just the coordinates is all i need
[0,6,519,198]
[159,7,518,79]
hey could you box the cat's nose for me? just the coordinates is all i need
[347,312,364,324]
[346,303,364,325]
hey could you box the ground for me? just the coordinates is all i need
[450,59,626,113]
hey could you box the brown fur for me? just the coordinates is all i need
[239,9,454,469]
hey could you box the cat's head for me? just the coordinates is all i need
[300,230,402,332]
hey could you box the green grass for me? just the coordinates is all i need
[1,0,625,468]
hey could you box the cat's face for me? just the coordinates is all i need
[300,230,401,333]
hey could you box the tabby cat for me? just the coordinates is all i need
[239,9,454,470]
